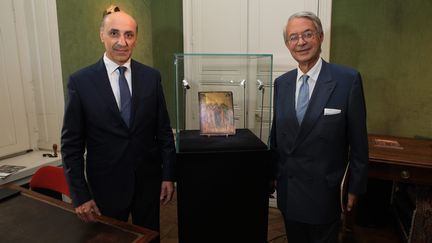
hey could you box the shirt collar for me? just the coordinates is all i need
[296,57,322,83]
[103,53,132,74]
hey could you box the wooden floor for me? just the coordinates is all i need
[159,193,404,243]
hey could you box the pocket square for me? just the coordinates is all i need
[324,108,341,115]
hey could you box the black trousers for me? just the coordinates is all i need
[282,215,340,243]
[102,176,162,243]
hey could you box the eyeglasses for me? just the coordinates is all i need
[287,31,319,44]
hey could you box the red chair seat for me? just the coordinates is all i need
[30,165,70,197]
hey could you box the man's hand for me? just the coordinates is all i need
[75,200,101,223]
[345,193,358,212]
[160,181,174,205]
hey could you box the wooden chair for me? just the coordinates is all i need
[30,165,70,199]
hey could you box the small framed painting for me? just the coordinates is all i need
[198,91,235,136]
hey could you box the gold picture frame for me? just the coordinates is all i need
[198,91,235,136]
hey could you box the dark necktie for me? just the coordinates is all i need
[296,75,309,124]
[118,66,131,127]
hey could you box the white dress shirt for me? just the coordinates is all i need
[103,53,132,109]
[295,58,323,107]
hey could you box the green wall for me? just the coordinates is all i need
[57,1,431,137]
[331,0,432,138]
[150,0,183,121]
[56,0,182,122]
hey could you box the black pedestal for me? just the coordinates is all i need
[176,129,270,243]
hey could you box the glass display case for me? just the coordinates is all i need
[174,53,273,150]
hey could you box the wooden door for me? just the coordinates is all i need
[0,0,30,157]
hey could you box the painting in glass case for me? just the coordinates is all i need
[198,91,235,136]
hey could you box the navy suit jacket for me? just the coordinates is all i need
[270,60,368,224]
[61,58,176,211]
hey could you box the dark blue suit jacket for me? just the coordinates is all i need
[270,60,368,224]
[61,58,176,211]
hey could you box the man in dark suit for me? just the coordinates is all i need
[270,11,368,242]
[61,7,175,239]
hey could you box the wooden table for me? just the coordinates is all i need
[0,184,158,243]
[367,134,432,242]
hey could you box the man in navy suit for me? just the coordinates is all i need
[61,7,175,239]
[270,11,368,242]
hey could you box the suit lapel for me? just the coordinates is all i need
[295,61,336,146]
[274,71,299,152]
[90,59,126,128]
[129,60,140,130]
[284,72,300,132]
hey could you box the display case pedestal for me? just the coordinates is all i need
[176,129,271,243]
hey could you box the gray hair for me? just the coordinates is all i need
[283,11,323,43]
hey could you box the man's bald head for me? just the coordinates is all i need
[99,11,138,65]
[100,11,138,33]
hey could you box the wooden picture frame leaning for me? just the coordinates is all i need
[198,91,235,136]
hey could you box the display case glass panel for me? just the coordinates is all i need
[174,53,273,150]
